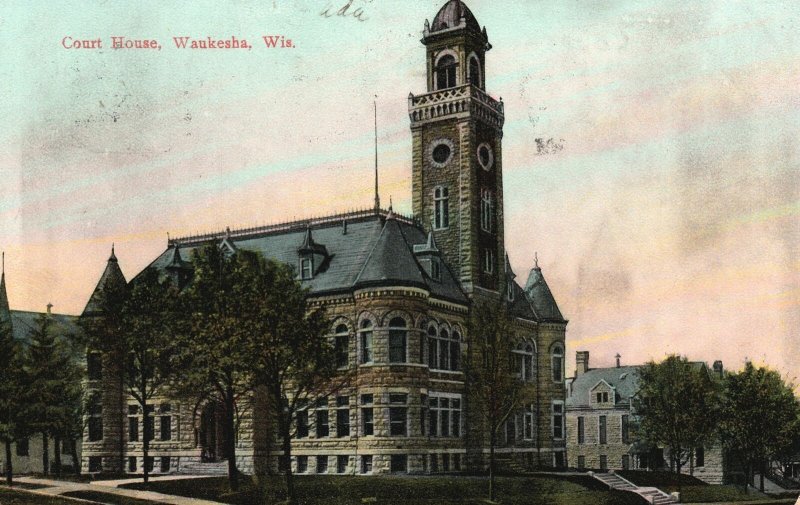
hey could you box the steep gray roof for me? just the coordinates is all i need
[524,266,566,323]
[0,270,10,325]
[10,310,81,344]
[83,247,127,316]
[147,211,468,305]
[431,0,482,34]
[567,366,641,408]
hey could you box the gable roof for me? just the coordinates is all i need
[567,365,641,408]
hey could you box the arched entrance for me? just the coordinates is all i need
[198,401,227,462]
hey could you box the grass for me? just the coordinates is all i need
[0,486,84,504]
[125,474,648,505]
[62,490,168,505]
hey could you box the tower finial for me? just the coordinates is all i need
[109,243,117,262]
[534,252,539,269]
[2,251,4,275]
[374,99,380,212]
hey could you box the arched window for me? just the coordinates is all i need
[480,188,493,233]
[512,343,534,381]
[438,329,450,370]
[469,56,481,87]
[551,344,564,382]
[360,320,374,364]
[434,187,449,229]
[428,325,438,368]
[450,331,461,371]
[334,324,349,369]
[388,317,407,363]
[435,54,458,90]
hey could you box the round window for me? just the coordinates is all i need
[433,144,451,164]
[477,143,494,170]
[428,139,455,168]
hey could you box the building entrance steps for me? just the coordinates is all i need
[590,470,679,504]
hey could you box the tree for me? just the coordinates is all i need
[467,297,527,502]
[118,269,179,483]
[0,317,24,484]
[25,314,79,476]
[633,355,720,498]
[719,362,800,493]
[171,245,263,491]
[241,253,349,505]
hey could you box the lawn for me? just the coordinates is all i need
[0,486,84,504]
[125,474,648,505]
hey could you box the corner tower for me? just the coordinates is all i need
[409,0,505,295]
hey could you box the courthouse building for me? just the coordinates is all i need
[81,0,569,476]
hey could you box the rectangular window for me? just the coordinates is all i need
[483,249,495,273]
[622,455,630,470]
[145,456,154,473]
[300,258,313,280]
[316,410,329,438]
[430,454,438,473]
[420,394,427,436]
[453,454,461,471]
[336,396,350,438]
[577,416,585,444]
[316,456,329,473]
[552,402,564,439]
[621,415,629,444]
[144,416,154,443]
[599,416,607,445]
[389,394,408,437]
[16,438,28,456]
[481,189,493,233]
[506,414,516,444]
[297,405,309,439]
[390,454,407,474]
[360,330,373,364]
[599,455,607,470]
[160,415,171,441]
[389,329,407,363]
[128,456,136,473]
[87,352,102,380]
[524,405,534,440]
[161,456,171,473]
[696,446,705,467]
[297,455,308,473]
[577,455,585,470]
[360,455,373,474]
[337,455,348,474]
[335,335,349,368]
[428,394,461,438]
[88,456,102,473]
[129,417,139,442]
[361,394,374,436]
[442,453,450,472]
[89,417,103,441]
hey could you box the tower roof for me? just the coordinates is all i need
[82,246,128,317]
[524,264,566,323]
[430,0,482,34]
[0,264,10,325]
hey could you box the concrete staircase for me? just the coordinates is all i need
[178,460,229,475]
[591,471,678,505]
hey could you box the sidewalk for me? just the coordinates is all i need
[16,475,226,505]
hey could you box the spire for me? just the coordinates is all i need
[109,243,117,262]
[374,100,381,212]
[82,246,128,317]
[0,252,10,324]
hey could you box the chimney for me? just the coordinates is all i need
[615,353,621,368]
[46,303,53,315]
[713,360,723,379]
[575,351,589,377]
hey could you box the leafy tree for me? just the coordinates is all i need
[172,245,264,491]
[240,253,349,505]
[0,317,24,484]
[467,297,526,502]
[633,355,720,497]
[118,269,180,483]
[719,362,799,492]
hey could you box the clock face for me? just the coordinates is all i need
[428,138,455,168]
[477,143,494,170]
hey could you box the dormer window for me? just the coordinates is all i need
[596,392,609,403]
[300,257,313,280]
[431,258,441,281]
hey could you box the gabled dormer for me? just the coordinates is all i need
[590,379,616,409]
[165,244,194,289]
[219,227,238,257]
[413,231,442,282]
[298,227,330,280]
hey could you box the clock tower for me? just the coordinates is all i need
[409,0,505,295]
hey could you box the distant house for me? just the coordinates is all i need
[0,268,83,475]
[565,351,726,484]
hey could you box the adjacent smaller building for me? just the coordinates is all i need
[565,351,726,484]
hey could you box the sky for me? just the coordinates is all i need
[0,0,798,378]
